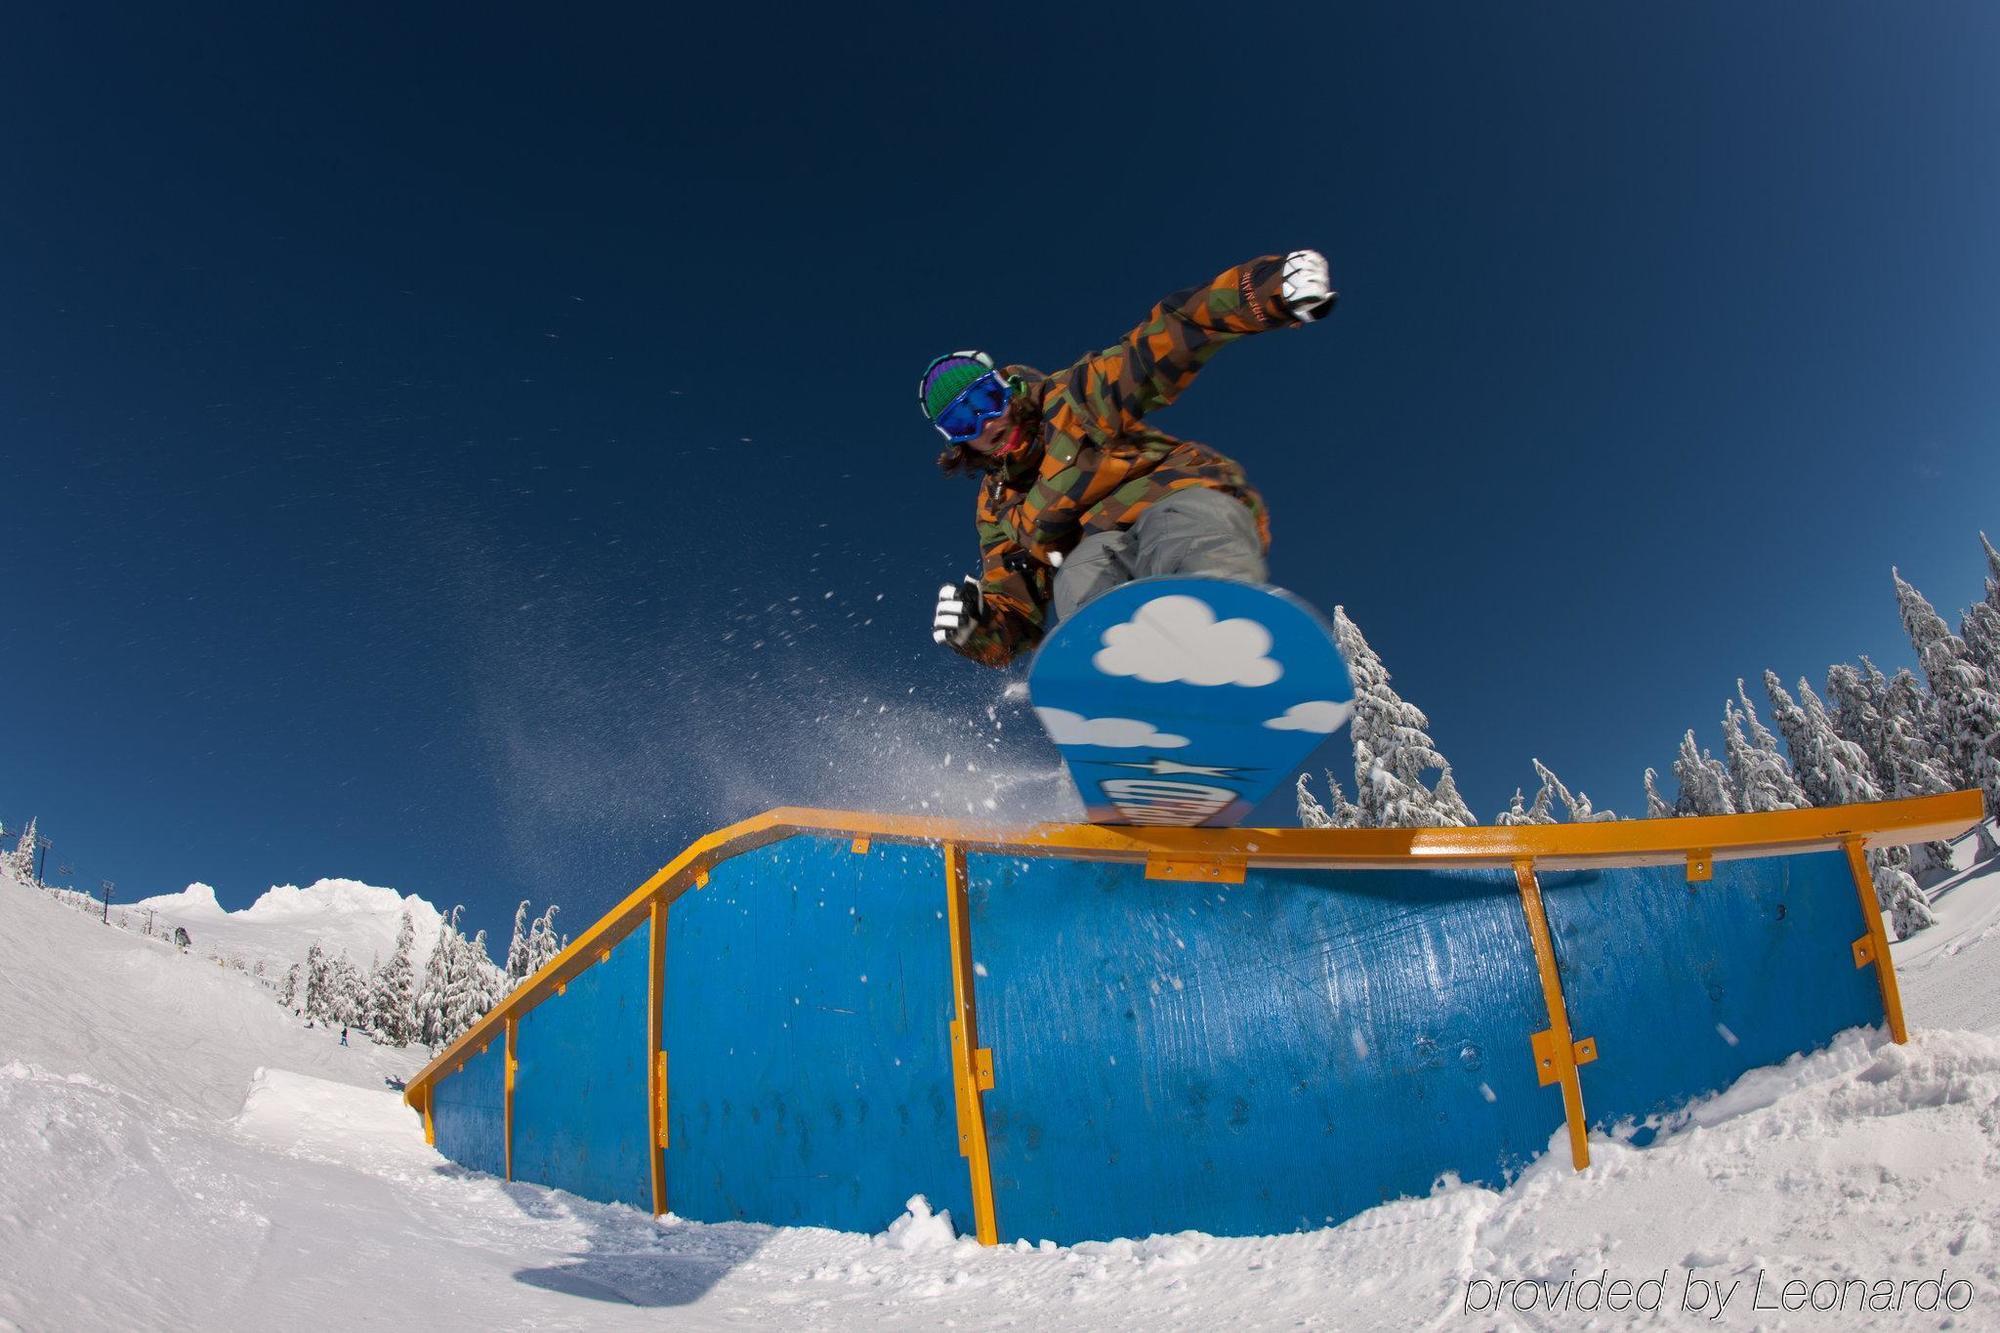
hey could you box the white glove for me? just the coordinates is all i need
[1281,249,1336,322]
[933,578,984,647]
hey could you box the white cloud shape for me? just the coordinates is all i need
[1262,699,1354,734]
[1035,707,1189,749]
[1091,594,1281,688]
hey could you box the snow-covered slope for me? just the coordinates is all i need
[5,830,2000,1331]
[128,876,443,979]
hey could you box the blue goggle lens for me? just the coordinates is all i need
[935,374,1010,443]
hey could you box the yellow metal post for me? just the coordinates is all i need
[648,894,669,1214]
[504,1017,517,1181]
[1513,860,1593,1170]
[943,843,999,1245]
[1843,838,1909,1043]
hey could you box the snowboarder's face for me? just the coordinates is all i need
[960,411,1015,456]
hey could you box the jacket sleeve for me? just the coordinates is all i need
[948,495,1054,669]
[1067,254,1300,440]
[1005,256,1300,553]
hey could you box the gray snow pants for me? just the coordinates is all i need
[1051,486,1267,623]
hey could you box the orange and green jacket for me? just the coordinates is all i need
[952,254,1313,668]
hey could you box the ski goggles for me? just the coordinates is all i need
[931,372,1012,445]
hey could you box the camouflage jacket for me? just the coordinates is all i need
[951,254,1309,668]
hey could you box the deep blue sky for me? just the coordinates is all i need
[4,4,1997,948]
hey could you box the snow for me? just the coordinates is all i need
[128,875,443,979]
[4,824,2000,1329]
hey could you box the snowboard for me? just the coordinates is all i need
[1028,577,1355,827]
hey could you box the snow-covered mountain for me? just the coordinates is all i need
[4,826,2000,1330]
[129,876,445,979]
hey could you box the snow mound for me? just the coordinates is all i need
[241,877,426,920]
[879,1195,960,1253]
[129,876,444,980]
[131,881,225,915]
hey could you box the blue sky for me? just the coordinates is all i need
[3,4,1997,947]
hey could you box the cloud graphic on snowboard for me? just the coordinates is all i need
[1262,700,1354,733]
[1033,707,1190,750]
[1090,594,1282,688]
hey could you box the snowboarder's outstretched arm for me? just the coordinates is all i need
[1008,252,1332,553]
[1060,251,1335,441]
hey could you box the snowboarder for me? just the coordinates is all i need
[340,1026,349,1046]
[923,251,1337,667]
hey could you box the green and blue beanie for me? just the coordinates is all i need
[918,350,997,423]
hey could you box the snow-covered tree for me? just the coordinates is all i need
[328,952,368,1028]
[1431,765,1478,827]
[1530,759,1616,822]
[1495,783,1557,826]
[368,909,418,1046]
[1642,767,1675,819]
[1723,699,1806,813]
[1764,673,1872,808]
[1961,601,2000,696]
[9,817,39,883]
[526,904,565,978]
[1895,569,2000,815]
[1332,607,1466,828]
[1296,774,1334,828]
[302,942,332,1021]
[278,963,301,1009]
[506,900,534,982]
[1875,856,1936,940]
[415,916,456,1047]
[1865,668,1959,878]
[1672,730,1737,816]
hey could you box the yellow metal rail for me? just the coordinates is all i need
[404,790,1983,1119]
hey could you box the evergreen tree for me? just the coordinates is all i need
[1496,783,1557,825]
[506,900,533,982]
[1332,607,1462,828]
[416,916,455,1046]
[526,905,566,977]
[1642,767,1675,819]
[278,963,301,1009]
[1494,789,1530,826]
[1799,679,1884,807]
[369,908,418,1046]
[1296,773,1334,828]
[1431,765,1478,828]
[1531,758,1616,822]
[302,942,332,1021]
[1983,531,2000,607]
[10,817,38,883]
[1874,856,1936,940]
[1894,569,2000,814]
[1870,670,1959,878]
[1723,699,1806,813]
[1672,730,1737,816]
[1961,601,2000,689]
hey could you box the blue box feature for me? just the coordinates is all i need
[1540,851,1883,1133]
[431,1036,507,1179]
[511,921,656,1210]
[967,854,1560,1244]
[662,836,973,1234]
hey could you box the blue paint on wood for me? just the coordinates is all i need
[431,1036,506,1179]
[1540,851,1882,1135]
[511,921,655,1210]
[967,853,1558,1244]
[662,836,973,1234]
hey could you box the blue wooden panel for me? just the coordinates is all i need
[431,1036,506,1179]
[512,921,655,1210]
[663,836,972,1234]
[1541,852,1882,1134]
[969,854,1560,1244]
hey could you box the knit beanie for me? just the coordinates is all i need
[918,350,997,422]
